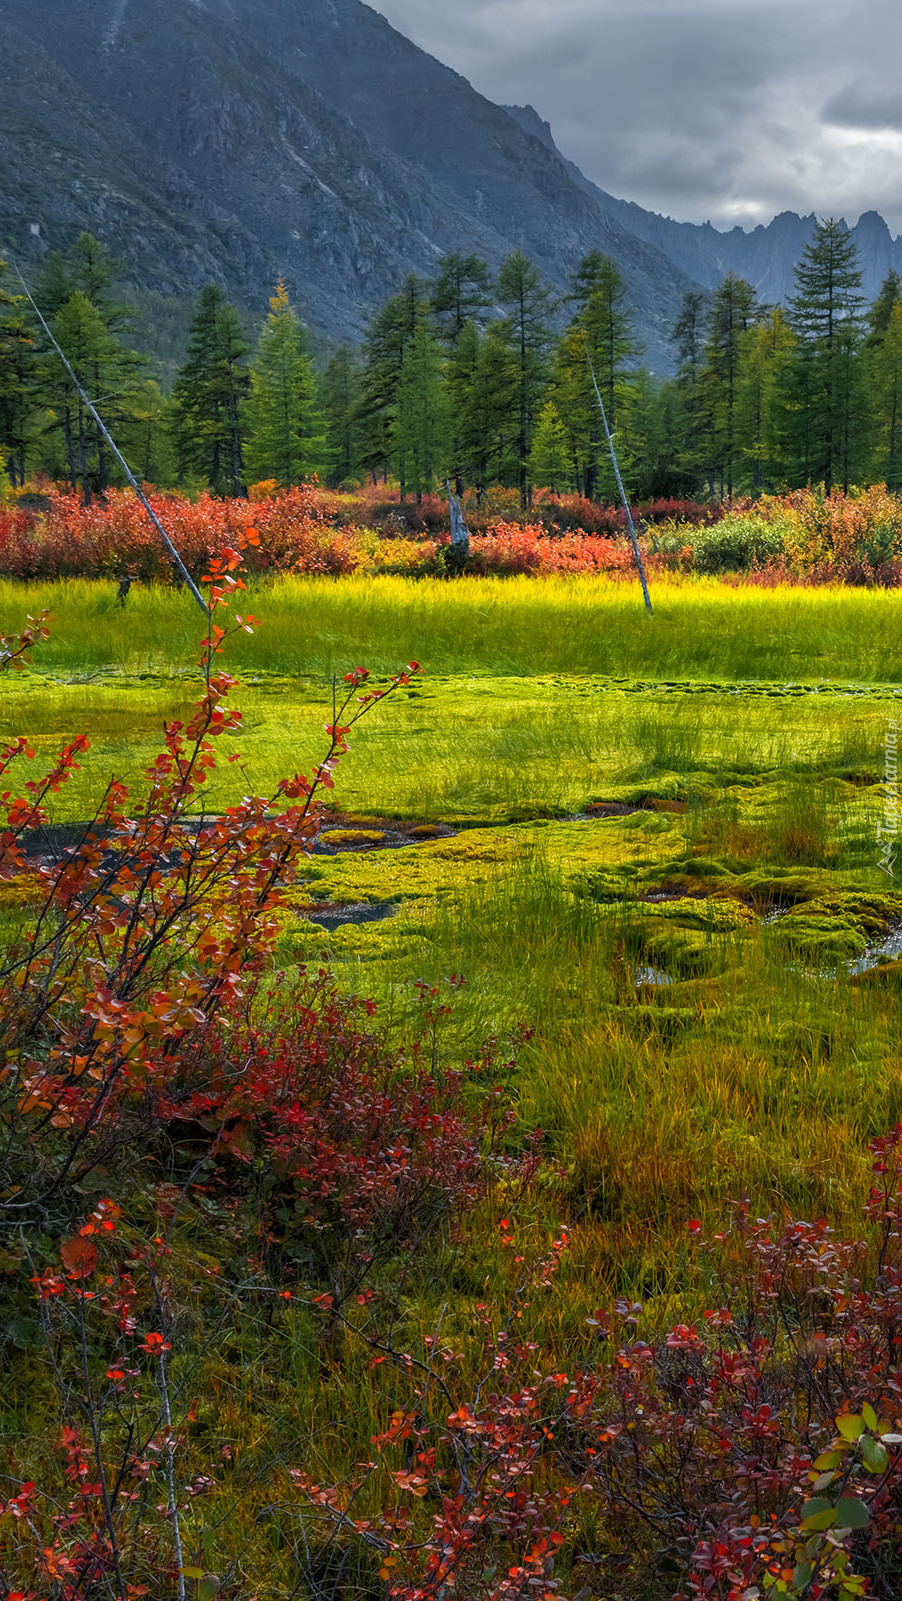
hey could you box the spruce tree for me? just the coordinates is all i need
[245,282,319,489]
[171,285,250,495]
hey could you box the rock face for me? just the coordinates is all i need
[0,0,699,370]
[3,1,902,373]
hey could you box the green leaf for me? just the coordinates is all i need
[862,1403,878,1431]
[834,1497,869,1531]
[860,1435,888,1474]
[198,1579,221,1601]
[180,1571,205,1582]
[812,1470,838,1491]
[792,1565,814,1590]
[812,1449,841,1470]
[801,1497,831,1518]
[801,1497,835,1531]
[837,1413,865,1441]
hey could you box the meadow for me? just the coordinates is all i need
[5,568,902,1600]
[4,569,902,1240]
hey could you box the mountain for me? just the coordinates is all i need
[4,2,902,378]
[0,0,700,372]
[507,102,902,310]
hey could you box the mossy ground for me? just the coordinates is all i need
[6,576,902,1593]
[3,578,901,1264]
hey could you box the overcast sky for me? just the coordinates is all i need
[373,0,902,235]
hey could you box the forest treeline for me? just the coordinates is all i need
[0,218,899,505]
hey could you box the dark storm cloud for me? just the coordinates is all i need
[372,0,902,233]
[823,85,902,133]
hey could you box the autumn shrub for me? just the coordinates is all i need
[290,1133,902,1601]
[465,522,635,576]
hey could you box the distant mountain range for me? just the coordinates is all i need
[2,0,902,374]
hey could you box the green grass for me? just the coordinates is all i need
[4,571,902,681]
[2,572,900,1258]
[6,572,902,1594]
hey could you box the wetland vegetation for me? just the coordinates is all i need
[4,569,902,1600]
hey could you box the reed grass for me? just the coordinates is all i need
[3,572,902,682]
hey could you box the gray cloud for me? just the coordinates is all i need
[372,0,902,234]
[823,84,902,132]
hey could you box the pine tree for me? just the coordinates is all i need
[245,283,320,488]
[496,251,551,505]
[786,218,866,494]
[171,285,250,495]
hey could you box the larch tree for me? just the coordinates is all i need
[43,291,123,502]
[355,276,426,486]
[431,254,492,495]
[869,298,902,490]
[496,250,551,506]
[736,305,796,493]
[0,260,37,488]
[394,318,450,501]
[430,254,492,345]
[319,345,363,487]
[528,399,573,494]
[698,273,758,500]
[245,282,320,489]
[556,252,638,500]
[786,218,866,494]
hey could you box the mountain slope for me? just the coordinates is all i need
[506,102,902,307]
[0,0,700,371]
